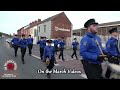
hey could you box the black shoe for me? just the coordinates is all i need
[22,60,25,64]
[47,73,51,79]
[62,59,65,61]
[76,58,78,60]
[71,56,73,58]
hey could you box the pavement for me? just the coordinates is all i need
[0,38,85,79]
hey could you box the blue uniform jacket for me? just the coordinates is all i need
[53,39,59,46]
[72,41,79,48]
[44,45,55,60]
[58,41,65,48]
[27,38,33,44]
[19,39,28,48]
[37,40,46,49]
[11,38,19,45]
[80,32,107,64]
[106,37,120,56]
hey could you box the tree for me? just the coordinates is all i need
[0,32,2,37]
[9,34,12,37]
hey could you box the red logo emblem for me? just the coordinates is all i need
[7,63,15,70]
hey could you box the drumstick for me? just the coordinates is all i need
[94,40,108,62]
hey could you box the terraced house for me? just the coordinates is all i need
[17,12,72,45]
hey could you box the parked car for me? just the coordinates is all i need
[6,38,13,47]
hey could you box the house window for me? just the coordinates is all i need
[37,29,38,36]
[34,29,36,37]
[44,25,46,33]
[39,26,40,33]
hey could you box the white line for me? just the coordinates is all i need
[32,54,41,59]
[54,64,60,66]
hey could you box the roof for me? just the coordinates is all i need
[73,29,82,33]
[98,21,120,27]
[40,12,72,24]
[41,12,64,23]
[81,21,120,29]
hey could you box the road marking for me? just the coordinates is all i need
[54,64,60,66]
[32,54,41,59]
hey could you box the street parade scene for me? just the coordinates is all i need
[1,11,120,79]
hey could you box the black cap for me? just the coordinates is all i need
[61,37,64,39]
[84,19,98,28]
[22,34,25,37]
[109,27,118,34]
[46,40,53,43]
[29,35,31,36]
[15,34,17,36]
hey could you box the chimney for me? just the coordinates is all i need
[38,19,41,22]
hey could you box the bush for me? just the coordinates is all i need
[0,32,2,37]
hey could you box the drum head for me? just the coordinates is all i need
[108,64,120,74]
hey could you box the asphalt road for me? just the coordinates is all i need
[0,38,85,79]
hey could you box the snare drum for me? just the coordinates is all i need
[108,63,120,79]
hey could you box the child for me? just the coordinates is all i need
[44,39,55,78]
[71,38,79,60]
[19,34,28,64]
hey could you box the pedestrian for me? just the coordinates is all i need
[80,18,108,79]
[19,34,28,64]
[37,37,46,61]
[27,35,33,56]
[58,37,65,61]
[105,27,120,79]
[53,37,59,55]
[71,38,79,60]
[44,39,55,78]
[11,34,19,57]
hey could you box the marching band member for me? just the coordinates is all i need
[105,27,120,79]
[44,39,55,78]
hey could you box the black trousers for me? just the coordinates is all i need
[81,60,103,79]
[21,47,26,62]
[54,45,58,54]
[46,56,55,71]
[105,57,119,79]
[28,44,33,55]
[71,47,78,59]
[40,47,44,60]
[13,45,19,57]
[59,48,64,60]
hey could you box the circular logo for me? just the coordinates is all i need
[4,60,17,71]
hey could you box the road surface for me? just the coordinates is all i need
[0,38,86,79]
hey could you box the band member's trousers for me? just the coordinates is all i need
[28,44,33,55]
[46,56,55,71]
[105,57,119,79]
[13,45,19,57]
[21,47,26,62]
[71,47,78,59]
[54,45,58,54]
[81,60,103,79]
[40,47,44,60]
[59,48,64,60]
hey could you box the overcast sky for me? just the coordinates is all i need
[1,11,120,35]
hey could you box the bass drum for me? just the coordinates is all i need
[108,63,120,79]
